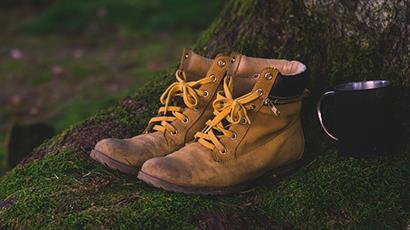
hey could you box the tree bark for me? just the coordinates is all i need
[197,0,409,88]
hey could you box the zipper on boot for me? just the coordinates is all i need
[264,98,281,117]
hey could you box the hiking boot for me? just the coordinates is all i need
[90,49,233,174]
[138,62,309,194]
[90,49,305,175]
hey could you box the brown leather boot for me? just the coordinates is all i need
[90,50,234,174]
[91,50,302,175]
[138,62,309,194]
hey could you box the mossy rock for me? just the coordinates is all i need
[1,0,409,229]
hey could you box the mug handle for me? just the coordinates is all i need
[317,91,339,141]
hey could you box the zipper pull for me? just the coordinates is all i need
[264,98,281,117]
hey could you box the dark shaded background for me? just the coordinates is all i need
[0,0,222,172]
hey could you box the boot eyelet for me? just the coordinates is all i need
[171,130,178,136]
[210,74,217,82]
[241,118,247,124]
[231,132,237,140]
[218,60,226,67]
[183,117,189,124]
[219,148,227,155]
[184,53,189,59]
[231,57,236,63]
[203,91,209,97]
[265,73,273,80]
[253,74,260,79]
[256,88,264,96]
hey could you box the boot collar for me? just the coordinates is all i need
[228,52,309,98]
[227,52,305,77]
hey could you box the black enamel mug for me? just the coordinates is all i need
[317,80,393,156]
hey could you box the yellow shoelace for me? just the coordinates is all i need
[147,69,213,134]
[195,76,262,153]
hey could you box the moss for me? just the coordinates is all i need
[0,135,6,174]
[260,151,410,228]
[0,149,408,229]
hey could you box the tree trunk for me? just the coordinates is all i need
[197,0,409,88]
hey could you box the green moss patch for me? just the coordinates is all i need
[0,148,408,229]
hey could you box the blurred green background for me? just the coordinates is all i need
[0,0,222,173]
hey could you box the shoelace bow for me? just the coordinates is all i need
[195,76,262,153]
[147,69,213,134]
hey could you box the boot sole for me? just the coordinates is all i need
[90,149,138,175]
[137,158,306,195]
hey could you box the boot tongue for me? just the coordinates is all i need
[226,53,263,97]
[179,48,213,81]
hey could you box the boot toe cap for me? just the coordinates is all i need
[141,157,192,185]
[95,138,124,156]
[93,138,134,164]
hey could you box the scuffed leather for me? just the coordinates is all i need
[141,67,306,188]
[94,50,306,170]
[93,51,228,168]
[95,132,175,166]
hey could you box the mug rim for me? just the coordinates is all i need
[334,80,390,91]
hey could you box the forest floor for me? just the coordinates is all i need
[0,2,213,173]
